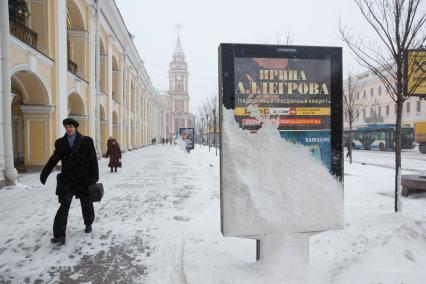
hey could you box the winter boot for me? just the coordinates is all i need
[51,237,66,245]
[85,225,92,233]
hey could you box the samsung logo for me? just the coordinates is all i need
[277,48,297,52]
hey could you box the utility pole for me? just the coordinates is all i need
[206,113,210,152]
[213,108,217,156]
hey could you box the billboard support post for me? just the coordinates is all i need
[257,234,311,263]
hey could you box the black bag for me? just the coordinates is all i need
[118,161,122,168]
[88,183,104,202]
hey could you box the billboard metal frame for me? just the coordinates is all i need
[218,43,344,235]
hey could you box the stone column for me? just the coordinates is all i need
[119,55,125,147]
[95,0,101,157]
[55,0,68,137]
[128,75,132,149]
[107,36,113,137]
[89,5,96,139]
[0,0,18,185]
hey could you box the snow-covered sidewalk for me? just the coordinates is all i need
[0,145,219,283]
[0,145,425,283]
[181,158,426,284]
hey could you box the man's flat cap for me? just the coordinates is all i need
[63,118,79,128]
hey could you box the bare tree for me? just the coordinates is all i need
[206,95,219,154]
[197,106,205,145]
[276,30,294,45]
[340,0,426,212]
[344,71,365,163]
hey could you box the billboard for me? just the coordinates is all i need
[407,50,426,96]
[219,44,344,238]
[234,57,332,169]
[179,127,195,150]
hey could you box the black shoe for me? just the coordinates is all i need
[51,237,66,245]
[85,225,92,233]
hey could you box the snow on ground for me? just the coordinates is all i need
[0,146,425,283]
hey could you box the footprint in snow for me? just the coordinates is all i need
[405,249,415,262]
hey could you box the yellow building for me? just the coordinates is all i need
[0,0,168,187]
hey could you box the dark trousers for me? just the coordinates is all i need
[53,192,95,238]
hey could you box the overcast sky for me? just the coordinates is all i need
[115,0,378,113]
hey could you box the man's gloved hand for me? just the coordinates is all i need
[40,171,48,185]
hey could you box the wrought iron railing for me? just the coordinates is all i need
[9,17,38,49]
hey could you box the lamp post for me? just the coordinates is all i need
[212,108,217,156]
[175,117,178,138]
[206,113,210,152]
[201,117,204,147]
[373,99,378,125]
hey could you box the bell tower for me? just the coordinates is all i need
[168,25,191,137]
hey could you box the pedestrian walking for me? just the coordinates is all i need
[161,138,165,146]
[40,118,99,245]
[346,141,351,159]
[106,139,121,173]
[106,136,113,157]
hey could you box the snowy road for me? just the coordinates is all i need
[0,145,425,283]
[350,147,426,174]
[0,145,219,283]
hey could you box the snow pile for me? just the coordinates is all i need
[221,108,343,236]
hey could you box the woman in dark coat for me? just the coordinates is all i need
[106,139,121,172]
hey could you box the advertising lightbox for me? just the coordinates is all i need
[179,127,195,150]
[219,44,344,238]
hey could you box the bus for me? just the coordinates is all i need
[344,124,415,151]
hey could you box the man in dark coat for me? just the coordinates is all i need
[40,118,99,245]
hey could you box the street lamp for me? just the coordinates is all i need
[206,113,210,152]
[212,108,217,156]
[201,117,204,147]
[373,99,378,125]
[175,117,178,138]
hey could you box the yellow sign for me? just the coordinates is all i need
[234,107,269,116]
[295,108,330,116]
[408,50,426,95]
[234,107,330,116]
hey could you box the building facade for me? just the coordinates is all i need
[344,69,426,129]
[0,0,167,187]
[167,35,194,138]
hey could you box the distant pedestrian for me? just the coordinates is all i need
[161,138,165,146]
[40,118,99,245]
[106,137,113,157]
[346,141,351,159]
[106,139,121,173]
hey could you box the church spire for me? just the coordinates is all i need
[173,24,185,62]
[174,36,183,55]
